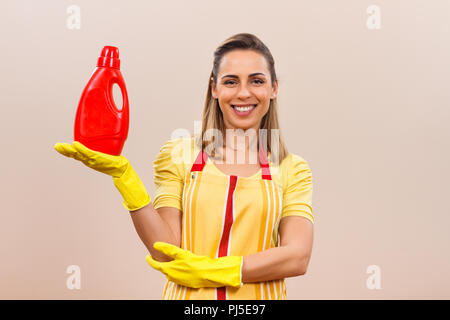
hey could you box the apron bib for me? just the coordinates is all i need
[162,142,286,300]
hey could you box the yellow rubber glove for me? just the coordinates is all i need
[54,141,151,211]
[145,242,243,289]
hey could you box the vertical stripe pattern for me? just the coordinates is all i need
[216,175,238,300]
[162,143,286,300]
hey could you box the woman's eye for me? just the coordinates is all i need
[224,79,264,85]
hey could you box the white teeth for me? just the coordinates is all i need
[233,105,256,112]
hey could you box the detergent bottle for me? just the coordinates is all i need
[74,46,129,155]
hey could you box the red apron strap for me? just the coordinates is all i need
[190,144,272,179]
[191,150,208,172]
[259,140,272,180]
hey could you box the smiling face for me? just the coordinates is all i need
[211,49,278,133]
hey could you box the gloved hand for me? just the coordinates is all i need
[145,242,243,289]
[54,141,151,211]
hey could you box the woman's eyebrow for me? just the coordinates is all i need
[221,72,266,79]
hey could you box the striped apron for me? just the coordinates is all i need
[162,142,286,300]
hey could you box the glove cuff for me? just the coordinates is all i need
[239,256,244,288]
[113,162,152,212]
[214,255,243,288]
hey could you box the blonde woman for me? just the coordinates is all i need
[55,33,314,300]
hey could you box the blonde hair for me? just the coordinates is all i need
[195,33,288,164]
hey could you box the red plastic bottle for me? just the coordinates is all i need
[74,46,129,156]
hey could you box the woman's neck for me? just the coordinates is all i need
[220,136,259,165]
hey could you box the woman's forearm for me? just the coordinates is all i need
[241,246,309,283]
[129,202,176,262]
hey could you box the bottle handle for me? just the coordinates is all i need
[108,75,129,113]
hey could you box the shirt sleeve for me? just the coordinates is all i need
[281,154,314,224]
[152,138,185,212]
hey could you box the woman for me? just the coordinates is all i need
[54,33,314,300]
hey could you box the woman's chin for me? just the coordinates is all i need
[229,123,259,132]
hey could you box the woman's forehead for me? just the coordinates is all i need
[218,50,269,76]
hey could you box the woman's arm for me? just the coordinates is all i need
[144,215,313,288]
[130,203,182,263]
[241,216,314,283]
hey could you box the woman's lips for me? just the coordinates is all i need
[231,104,257,116]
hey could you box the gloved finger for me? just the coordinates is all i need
[72,141,99,157]
[72,141,124,166]
[145,255,164,271]
[73,141,115,161]
[153,242,188,260]
[54,142,83,160]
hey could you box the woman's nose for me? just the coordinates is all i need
[237,83,252,98]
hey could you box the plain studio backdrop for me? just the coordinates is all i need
[1,0,449,299]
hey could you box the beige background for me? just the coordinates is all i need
[1,0,449,299]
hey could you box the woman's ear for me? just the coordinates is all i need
[271,79,279,99]
[211,77,217,99]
